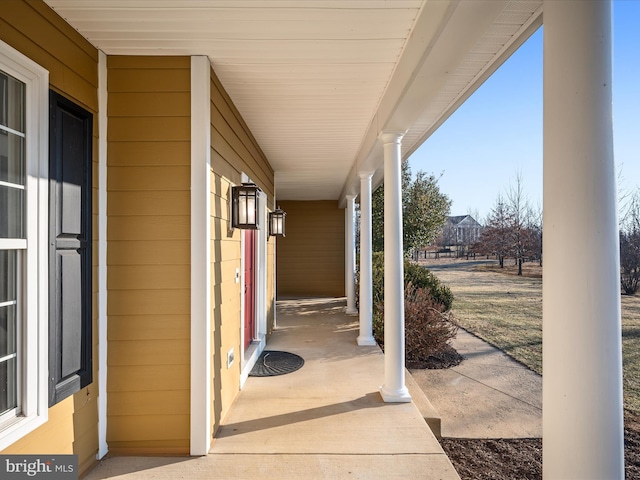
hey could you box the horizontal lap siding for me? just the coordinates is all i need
[210,71,274,202]
[209,67,275,434]
[0,1,99,476]
[276,201,345,297]
[0,0,97,109]
[107,56,191,455]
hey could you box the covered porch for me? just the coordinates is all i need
[32,1,625,477]
[85,297,460,479]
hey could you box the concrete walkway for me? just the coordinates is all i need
[410,328,542,439]
[84,298,460,479]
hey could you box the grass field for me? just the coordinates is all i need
[425,258,640,415]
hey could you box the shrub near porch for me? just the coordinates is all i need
[369,252,457,364]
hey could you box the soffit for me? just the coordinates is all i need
[44,0,542,202]
[401,0,543,159]
[44,0,424,201]
[343,0,543,202]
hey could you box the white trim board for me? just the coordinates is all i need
[97,49,109,460]
[189,55,212,456]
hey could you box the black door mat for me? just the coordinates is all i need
[249,350,304,377]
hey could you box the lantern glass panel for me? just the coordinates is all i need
[238,194,247,225]
[246,195,255,225]
[270,215,277,235]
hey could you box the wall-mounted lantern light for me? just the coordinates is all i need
[269,207,286,237]
[232,182,261,229]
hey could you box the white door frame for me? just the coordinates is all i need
[240,177,267,387]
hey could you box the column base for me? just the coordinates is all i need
[379,385,412,403]
[356,335,377,346]
[346,307,358,315]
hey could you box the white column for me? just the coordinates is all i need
[345,195,358,315]
[543,2,623,478]
[357,172,376,346]
[379,132,410,403]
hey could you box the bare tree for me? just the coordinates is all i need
[477,194,511,268]
[462,208,483,258]
[506,174,536,276]
[530,202,543,267]
[435,219,456,248]
[476,174,539,275]
[467,207,481,223]
[620,189,640,295]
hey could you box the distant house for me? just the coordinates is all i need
[441,215,484,246]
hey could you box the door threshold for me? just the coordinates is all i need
[240,336,266,388]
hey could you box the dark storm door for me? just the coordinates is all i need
[48,91,92,406]
[243,229,256,350]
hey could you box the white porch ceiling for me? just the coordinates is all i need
[44,0,542,203]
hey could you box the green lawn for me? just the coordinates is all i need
[427,259,640,415]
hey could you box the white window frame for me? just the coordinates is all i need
[0,39,49,450]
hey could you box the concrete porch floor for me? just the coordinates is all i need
[84,298,460,479]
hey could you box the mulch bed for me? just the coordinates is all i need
[406,344,464,370]
[440,418,640,480]
[440,438,542,480]
[625,412,640,479]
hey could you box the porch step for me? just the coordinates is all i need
[406,368,442,438]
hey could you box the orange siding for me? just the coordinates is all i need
[107,56,191,455]
[0,1,99,475]
[276,201,346,297]
[209,67,275,433]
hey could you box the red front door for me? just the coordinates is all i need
[243,229,256,350]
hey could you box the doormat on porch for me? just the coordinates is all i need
[249,351,304,377]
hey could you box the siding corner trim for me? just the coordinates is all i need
[190,55,212,456]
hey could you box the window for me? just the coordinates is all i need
[0,39,49,449]
[0,70,24,423]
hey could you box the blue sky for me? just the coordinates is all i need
[408,0,640,222]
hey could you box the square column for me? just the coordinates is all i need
[379,132,410,403]
[345,195,358,315]
[543,1,623,477]
[357,172,376,346]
